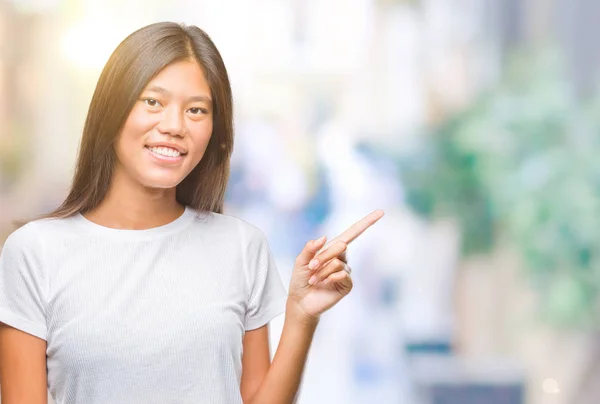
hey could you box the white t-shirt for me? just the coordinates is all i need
[0,206,288,404]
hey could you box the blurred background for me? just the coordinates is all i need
[1,0,599,403]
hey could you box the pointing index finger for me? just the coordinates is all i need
[326,209,385,248]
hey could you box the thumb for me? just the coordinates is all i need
[295,236,327,269]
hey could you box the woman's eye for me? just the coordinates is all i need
[188,107,207,115]
[143,98,160,107]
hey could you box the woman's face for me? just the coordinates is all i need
[113,60,213,190]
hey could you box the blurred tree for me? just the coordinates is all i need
[399,50,600,331]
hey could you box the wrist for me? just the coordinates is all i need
[285,300,320,327]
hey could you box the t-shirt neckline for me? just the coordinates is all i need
[74,206,196,239]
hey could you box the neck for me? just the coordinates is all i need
[83,170,185,230]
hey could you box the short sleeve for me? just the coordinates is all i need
[0,223,48,340]
[242,225,288,331]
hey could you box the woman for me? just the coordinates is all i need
[0,22,383,403]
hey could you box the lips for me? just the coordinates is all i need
[144,146,186,167]
[144,143,188,155]
[145,145,183,158]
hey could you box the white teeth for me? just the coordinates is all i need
[148,146,181,157]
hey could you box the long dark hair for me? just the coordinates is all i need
[34,22,234,222]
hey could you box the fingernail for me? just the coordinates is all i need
[309,275,317,285]
[308,259,319,270]
[316,236,326,243]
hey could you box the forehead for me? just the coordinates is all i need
[144,60,211,95]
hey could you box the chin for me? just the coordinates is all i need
[140,175,184,190]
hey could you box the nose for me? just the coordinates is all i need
[157,107,185,137]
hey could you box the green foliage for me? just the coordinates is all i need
[0,122,29,192]
[399,51,600,329]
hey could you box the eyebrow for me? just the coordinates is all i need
[144,85,213,103]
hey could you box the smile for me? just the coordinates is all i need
[145,146,183,158]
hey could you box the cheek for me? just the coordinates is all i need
[123,107,157,135]
[189,120,214,155]
[113,132,135,170]
[114,110,153,164]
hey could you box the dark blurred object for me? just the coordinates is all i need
[405,341,452,356]
[412,355,524,404]
[494,0,600,100]
[429,385,523,404]
[555,0,600,99]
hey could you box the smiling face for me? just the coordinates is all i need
[112,59,213,190]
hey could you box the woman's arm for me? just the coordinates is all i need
[240,325,271,402]
[246,211,384,403]
[0,323,48,404]
[244,303,318,404]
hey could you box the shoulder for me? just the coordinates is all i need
[2,215,78,255]
[2,222,42,252]
[199,211,268,244]
[0,222,46,268]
